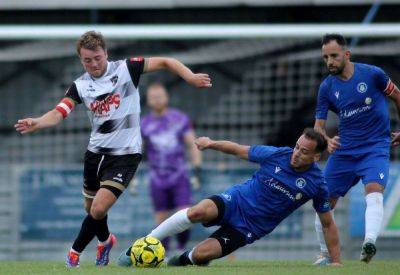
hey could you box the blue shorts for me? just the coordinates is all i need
[324,151,389,198]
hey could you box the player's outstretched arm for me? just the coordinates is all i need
[314,119,340,153]
[318,211,342,266]
[15,97,75,134]
[195,136,250,160]
[15,109,63,134]
[144,57,212,88]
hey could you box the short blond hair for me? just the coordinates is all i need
[76,31,106,55]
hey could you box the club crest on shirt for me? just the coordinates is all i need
[110,75,118,86]
[357,82,368,93]
[295,178,306,188]
[222,193,231,201]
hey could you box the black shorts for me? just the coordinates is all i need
[209,225,247,257]
[83,150,142,198]
[204,195,247,257]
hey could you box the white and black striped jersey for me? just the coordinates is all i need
[65,57,145,155]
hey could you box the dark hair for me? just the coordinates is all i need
[76,31,106,55]
[321,33,347,48]
[303,128,328,153]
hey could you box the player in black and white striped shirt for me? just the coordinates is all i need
[15,31,212,268]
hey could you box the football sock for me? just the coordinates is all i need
[314,212,335,254]
[72,214,97,253]
[365,192,383,243]
[187,248,195,264]
[177,229,191,250]
[179,250,194,265]
[95,215,110,243]
[148,208,192,240]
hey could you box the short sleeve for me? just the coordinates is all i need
[64,83,82,104]
[126,57,145,88]
[248,145,279,164]
[373,66,394,96]
[312,183,331,213]
[315,81,330,120]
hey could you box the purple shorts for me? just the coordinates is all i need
[150,179,192,212]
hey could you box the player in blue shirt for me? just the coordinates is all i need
[118,128,342,267]
[314,33,400,265]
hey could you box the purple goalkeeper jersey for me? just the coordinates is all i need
[141,108,193,188]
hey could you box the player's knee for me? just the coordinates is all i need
[365,182,384,194]
[187,205,207,223]
[192,246,217,264]
[90,203,107,220]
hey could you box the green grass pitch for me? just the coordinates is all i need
[1,260,400,275]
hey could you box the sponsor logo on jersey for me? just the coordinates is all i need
[275,166,281,174]
[296,178,306,188]
[380,173,385,179]
[90,93,121,115]
[266,178,295,201]
[295,193,303,200]
[323,201,330,210]
[365,97,372,105]
[357,82,368,93]
[340,104,371,119]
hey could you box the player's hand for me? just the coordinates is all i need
[328,262,343,267]
[187,73,212,88]
[195,137,213,150]
[14,118,40,134]
[391,132,400,147]
[327,136,340,153]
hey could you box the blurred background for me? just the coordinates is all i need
[1,0,400,262]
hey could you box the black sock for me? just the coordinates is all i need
[96,215,110,243]
[179,250,193,266]
[72,214,97,253]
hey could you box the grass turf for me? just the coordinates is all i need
[0,260,399,275]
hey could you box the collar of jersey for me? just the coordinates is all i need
[333,62,357,83]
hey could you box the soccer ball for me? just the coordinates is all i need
[130,236,165,268]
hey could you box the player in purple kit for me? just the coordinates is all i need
[313,33,400,265]
[140,83,202,251]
